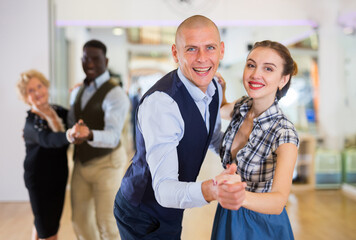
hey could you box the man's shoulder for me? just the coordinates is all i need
[107,78,120,86]
[152,70,178,89]
[104,84,130,107]
[69,84,83,104]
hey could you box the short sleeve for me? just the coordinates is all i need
[232,96,249,115]
[275,127,299,150]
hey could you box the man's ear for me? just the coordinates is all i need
[219,41,225,60]
[172,44,179,63]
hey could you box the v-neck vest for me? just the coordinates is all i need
[73,79,118,163]
[120,70,219,221]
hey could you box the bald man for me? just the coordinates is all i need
[114,15,246,239]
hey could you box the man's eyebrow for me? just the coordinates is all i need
[184,43,218,48]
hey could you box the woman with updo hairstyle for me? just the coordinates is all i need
[17,69,70,240]
[251,40,299,101]
[212,40,299,240]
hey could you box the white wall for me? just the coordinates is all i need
[55,0,312,24]
[65,27,88,89]
[317,1,346,149]
[0,0,50,201]
[342,34,356,137]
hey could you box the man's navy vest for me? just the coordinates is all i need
[120,69,219,222]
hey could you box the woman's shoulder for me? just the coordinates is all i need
[233,96,251,112]
[25,110,37,122]
[274,112,299,144]
[25,110,48,132]
[236,95,250,104]
[26,109,33,118]
[276,109,297,130]
[51,104,68,113]
[51,104,68,118]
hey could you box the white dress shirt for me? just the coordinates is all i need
[68,70,130,148]
[138,68,224,209]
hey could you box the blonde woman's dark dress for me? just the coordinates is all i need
[23,105,69,238]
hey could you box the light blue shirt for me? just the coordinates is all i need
[138,68,224,209]
[68,70,130,148]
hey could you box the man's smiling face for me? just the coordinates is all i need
[172,24,224,93]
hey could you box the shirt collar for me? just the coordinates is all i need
[239,97,281,132]
[239,98,252,118]
[257,98,281,131]
[84,70,110,89]
[177,68,216,102]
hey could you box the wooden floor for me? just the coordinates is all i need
[1,151,356,240]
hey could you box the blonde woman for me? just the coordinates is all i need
[17,70,70,240]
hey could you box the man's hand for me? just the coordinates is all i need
[68,119,92,144]
[202,164,246,210]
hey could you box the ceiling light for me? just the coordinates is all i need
[112,27,124,36]
[343,26,354,35]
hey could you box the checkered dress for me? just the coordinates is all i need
[220,96,299,193]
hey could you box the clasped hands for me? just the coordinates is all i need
[211,163,246,210]
[67,119,92,144]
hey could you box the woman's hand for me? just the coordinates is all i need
[213,164,241,185]
[69,82,83,92]
[215,72,227,108]
[215,72,237,121]
[215,72,226,94]
[68,119,92,144]
[202,164,246,210]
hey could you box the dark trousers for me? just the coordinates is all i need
[114,188,182,240]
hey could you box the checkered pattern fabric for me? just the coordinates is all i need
[220,96,299,193]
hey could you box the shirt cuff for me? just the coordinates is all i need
[187,181,209,207]
[87,130,96,146]
[66,129,74,143]
[86,130,118,148]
